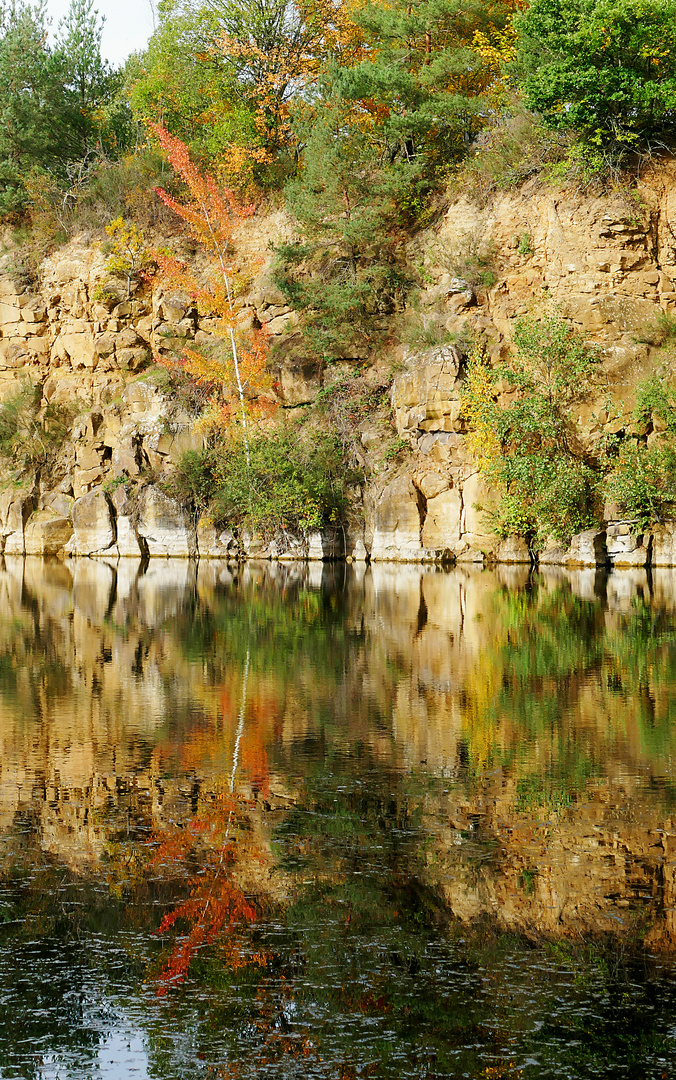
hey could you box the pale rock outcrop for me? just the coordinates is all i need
[392,344,463,441]
[371,476,423,561]
[494,535,531,563]
[454,472,498,562]
[137,485,196,557]
[307,529,343,560]
[564,529,608,567]
[538,530,608,567]
[348,538,368,562]
[105,484,144,558]
[652,523,676,566]
[606,522,651,567]
[0,489,32,554]
[24,509,73,554]
[421,488,461,549]
[537,541,569,566]
[278,358,321,405]
[196,519,239,558]
[67,488,115,556]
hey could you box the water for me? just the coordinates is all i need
[1,557,676,1078]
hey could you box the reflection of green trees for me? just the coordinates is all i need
[174,571,354,684]
[462,579,676,803]
[0,610,72,716]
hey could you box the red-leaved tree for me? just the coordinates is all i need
[151,124,272,463]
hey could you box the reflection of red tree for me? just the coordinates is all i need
[241,694,276,798]
[156,846,261,995]
[151,793,268,996]
[151,658,278,995]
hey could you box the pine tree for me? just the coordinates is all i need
[337,0,519,163]
[0,2,75,215]
[55,0,113,155]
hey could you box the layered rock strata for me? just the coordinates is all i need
[4,164,676,561]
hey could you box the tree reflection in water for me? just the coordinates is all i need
[0,559,676,1076]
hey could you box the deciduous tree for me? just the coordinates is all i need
[151,124,272,462]
[514,0,676,147]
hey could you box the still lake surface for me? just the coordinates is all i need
[2,557,676,1078]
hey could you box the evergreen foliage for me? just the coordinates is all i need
[0,0,130,216]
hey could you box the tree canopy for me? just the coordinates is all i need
[515,0,676,145]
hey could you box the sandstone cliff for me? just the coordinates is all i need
[3,163,676,564]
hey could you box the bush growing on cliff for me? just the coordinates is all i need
[0,381,76,478]
[603,377,676,527]
[461,314,601,545]
[211,429,347,537]
[171,428,350,538]
[605,441,676,528]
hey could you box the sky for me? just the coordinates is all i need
[44,0,155,67]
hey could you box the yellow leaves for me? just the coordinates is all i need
[217,0,367,160]
[461,346,500,469]
[471,19,518,105]
[104,217,152,297]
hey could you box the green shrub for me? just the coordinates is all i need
[455,108,570,202]
[633,376,676,433]
[0,381,76,478]
[170,428,352,538]
[462,313,601,545]
[166,447,217,521]
[212,430,348,537]
[605,441,676,528]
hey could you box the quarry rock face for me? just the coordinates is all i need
[3,167,676,562]
[652,523,676,566]
[68,488,116,556]
[371,476,425,562]
[137,486,196,558]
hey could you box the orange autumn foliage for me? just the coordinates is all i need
[151,795,270,996]
[156,846,263,995]
[151,124,275,445]
[220,0,368,153]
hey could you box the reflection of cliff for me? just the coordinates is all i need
[3,559,676,946]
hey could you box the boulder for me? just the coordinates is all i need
[67,488,115,556]
[564,529,608,567]
[371,475,423,561]
[137,485,196,557]
[494,534,531,564]
[24,510,73,555]
[606,522,651,567]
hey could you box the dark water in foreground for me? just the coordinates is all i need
[2,558,676,1078]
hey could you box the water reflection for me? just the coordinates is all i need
[1,559,676,1076]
